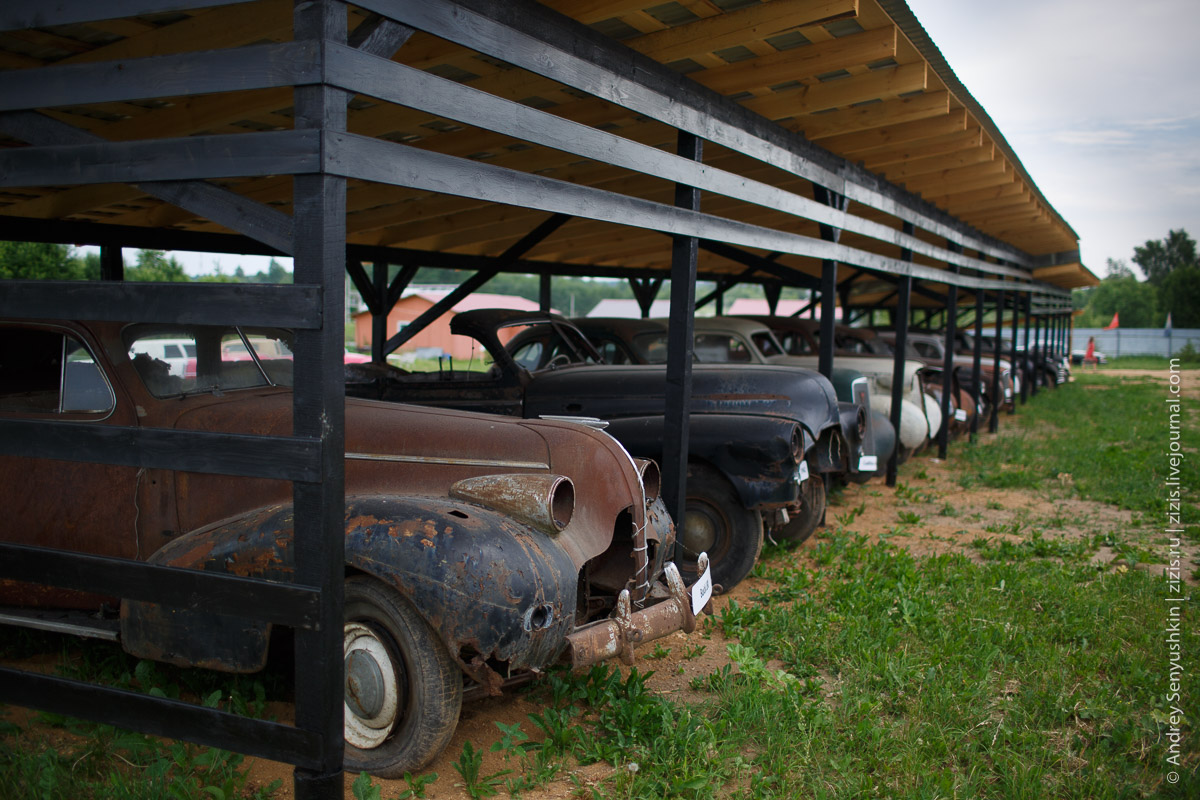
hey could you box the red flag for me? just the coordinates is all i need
[1104,312,1119,330]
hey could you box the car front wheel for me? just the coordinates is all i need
[343,575,462,778]
[678,462,764,593]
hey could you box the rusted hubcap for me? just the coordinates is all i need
[343,622,401,749]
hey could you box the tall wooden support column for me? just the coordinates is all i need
[938,242,960,459]
[812,186,847,381]
[969,290,985,441]
[539,273,552,312]
[989,289,1006,433]
[886,220,915,487]
[1021,294,1033,403]
[664,131,701,563]
[1008,290,1020,414]
[292,1,346,797]
[371,262,388,363]
[99,246,123,281]
[1030,298,1041,398]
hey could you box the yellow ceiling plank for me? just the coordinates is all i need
[51,0,291,66]
[920,179,1025,207]
[745,61,925,118]
[691,26,896,95]
[794,90,949,139]
[855,126,982,169]
[541,0,677,25]
[900,159,1009,193]
[817,108,967,154]
[0,183,146,220]
[877,142,994,181]
[938,191,1033,216]
[626,0,859,64]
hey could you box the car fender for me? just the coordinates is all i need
[121,495,578,677]
[603,413,804,510]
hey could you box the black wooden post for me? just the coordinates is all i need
[1021,293,1032,403]
[1008,289,1020,413]
[938,242,959,459]
[886,219,915,487]
[664,130,701,564]
[292,1,346,797]
[887,275,912,487]
[1030,297,1041,398]
[539,272,552,312]
[812,185,847,380]
[99,245,123,281]
[989,289,1005,433]
[371,261,387,363]
[969,289,984,441]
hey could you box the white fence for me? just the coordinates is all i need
[1073,328,1200,358]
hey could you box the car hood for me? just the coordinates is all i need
[169,390,647,568]
[523,362,839,440]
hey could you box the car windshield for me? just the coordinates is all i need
[124,325,294,397]
[506,320,604,370]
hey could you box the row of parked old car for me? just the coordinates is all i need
[0,311,1069,775]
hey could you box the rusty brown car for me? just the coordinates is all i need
[0,320,705,777]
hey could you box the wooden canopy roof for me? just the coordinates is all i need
[0,0,1096,300]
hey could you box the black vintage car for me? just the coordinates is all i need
[347,309,859,592]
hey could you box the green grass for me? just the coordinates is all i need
[517,531,1197,799]
[0,631,284,799]
[1104,355,1200,370]
[957,374,1200,532]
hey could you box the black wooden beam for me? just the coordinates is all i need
[989,289,1006,433]
[0,280,321,328]
[629,277,664,317]
[0,668,323,769]
[969,290,985,442]
[0,420,321,481]
[291,2,347,794]
[383,214,571,353]
[938,242,961,459]
[100,245,123,282]
[371,262,389,363]
[665,131,701,568]
[887,271,912,487]
[326,132,1047,296]
[0,127,320,188]
[0,1,252,33]
[0,42,319,113]
[813,185,847,381]
[0,543,321,630]
[698,241,821,291]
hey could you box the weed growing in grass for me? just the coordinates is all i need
[835,502,866,526]
[644,643,672,660]
[895,482,937,504]
[897,510,923,526]
[938,502,959,517]
[453,740,510,799]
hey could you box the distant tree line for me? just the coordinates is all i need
[1073,229,1200,328]
[0,243,292,284]
[412,266,807,318]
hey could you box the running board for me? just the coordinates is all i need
[0,609,120,642]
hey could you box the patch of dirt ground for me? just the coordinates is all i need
[3,368,1196,799]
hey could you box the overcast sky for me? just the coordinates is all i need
[904,0,1200,278]
[174,0,1199,280]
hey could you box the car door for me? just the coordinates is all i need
[0,322,142,609]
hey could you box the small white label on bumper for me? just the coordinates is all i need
[858,455,878,472]
[954,409,968,422]
[797,461,809,483]
[691,564,713,616]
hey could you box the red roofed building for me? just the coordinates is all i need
[352,288,553,360]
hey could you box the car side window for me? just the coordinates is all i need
[0,328,114,414]
[511,340,544,370]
